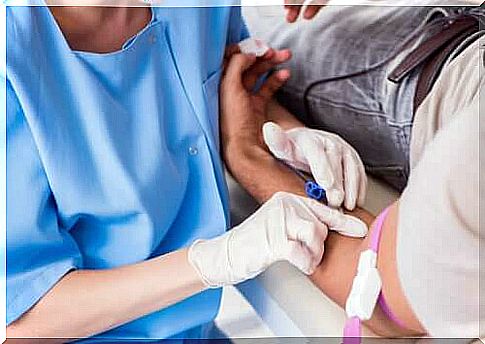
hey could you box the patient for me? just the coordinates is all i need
[220,5,482,339]
[245,3,483,191]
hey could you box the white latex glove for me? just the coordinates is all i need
[263,122,367,210]
[188,192,367,288]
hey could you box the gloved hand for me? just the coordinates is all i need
[262,122,367,211]
[188,192,367,288]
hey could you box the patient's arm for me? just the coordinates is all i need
[225,101,426,337]
[223,100,306,203]
[311,203,426,337]
[220,56,424,336]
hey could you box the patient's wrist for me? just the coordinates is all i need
[223,139,307,203]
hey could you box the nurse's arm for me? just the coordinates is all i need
[6,249,206,341]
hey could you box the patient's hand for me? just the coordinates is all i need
[284,0,327,22]
[220,47,291,158]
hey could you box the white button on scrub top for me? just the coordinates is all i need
[189,146,199,156]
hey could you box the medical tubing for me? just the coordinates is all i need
[276,158,308,182]
[276,159,328,203]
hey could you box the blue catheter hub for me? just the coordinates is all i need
[305,181,327,203]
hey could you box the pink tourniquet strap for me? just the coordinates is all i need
[378,293,407,329]
[372,207,407,329]
[343,317,361,344]
[342,207,395,344]
[370,206,391,252]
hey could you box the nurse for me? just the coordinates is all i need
[5,2,363,341]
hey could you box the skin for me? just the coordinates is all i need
[284,0,327,23]
[49,6,152,53]
[6,249,206,341]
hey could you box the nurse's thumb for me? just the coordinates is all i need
[263,122,293,161]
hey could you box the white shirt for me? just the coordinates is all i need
[397,38,483,338]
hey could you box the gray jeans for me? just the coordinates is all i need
[247,5,480,190]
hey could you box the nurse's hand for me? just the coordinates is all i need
[284,0,327,23]
[263,123,368,210]
[188,192,368,288]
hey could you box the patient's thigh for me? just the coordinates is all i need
[277,67,417,192]
[243,6,441,190]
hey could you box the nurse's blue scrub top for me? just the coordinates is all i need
[6,5,248,340]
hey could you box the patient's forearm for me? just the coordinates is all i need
[266,99,303,130]
[226,142,425,337]
[225,143,309,203]
[225,99,425,336]
[224,100,307,203]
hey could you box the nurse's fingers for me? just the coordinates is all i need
[356,154,368,208]
[263,122,298,162]
[224,53,257,85]
[297,196,368,238]
[289,218,326,268]
[285,241,316,275]
[342,152,360,211]
[341,143,368,209]
[257,69,291,101]
[293,135,340,203]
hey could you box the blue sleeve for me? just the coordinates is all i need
[227,6,250,45]
[6,80,82,325]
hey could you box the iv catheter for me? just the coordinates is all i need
[278,159,328,204]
